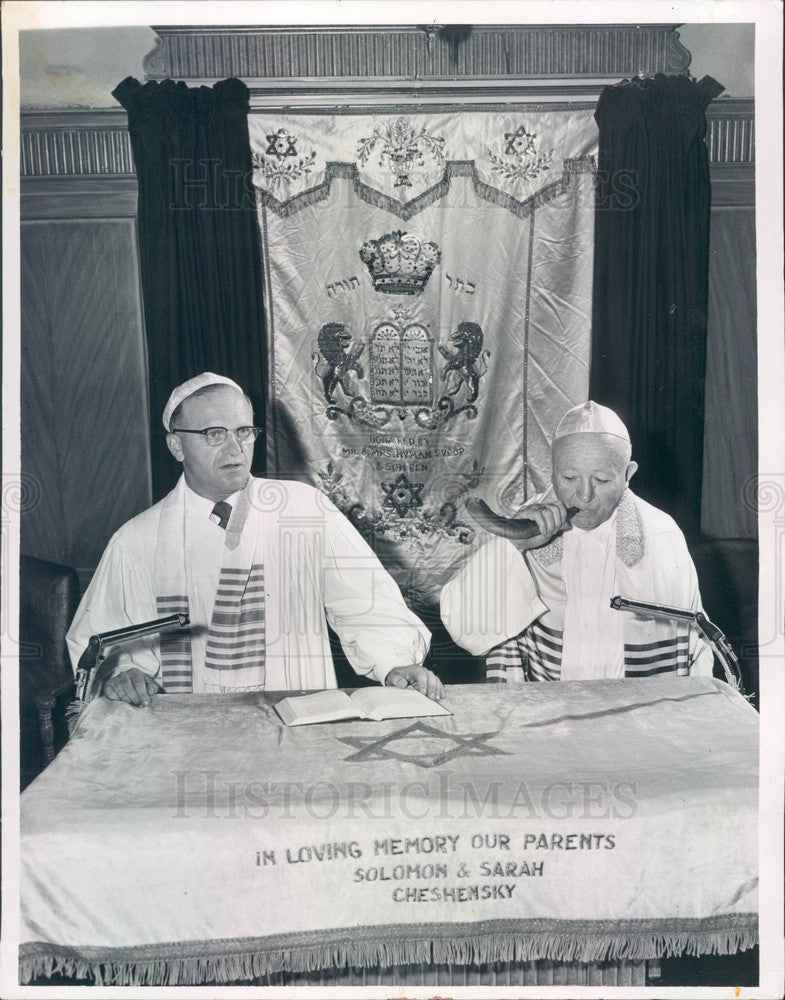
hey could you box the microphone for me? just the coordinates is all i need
[90,613,189,646]
[75,613,190,702]
[610,595,746,695]
[464,497,579,542]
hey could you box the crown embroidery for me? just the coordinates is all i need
[359,231,441,295]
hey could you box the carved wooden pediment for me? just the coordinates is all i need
[143,23,692,99]
[19,24,753,192]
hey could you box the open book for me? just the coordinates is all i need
[273,687,452,727]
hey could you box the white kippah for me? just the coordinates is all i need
[553,401,630,444]
[162,372,243,431]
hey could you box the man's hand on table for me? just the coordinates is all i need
[103,668,160,707]
[385,664,445,700]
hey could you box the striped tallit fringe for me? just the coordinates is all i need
[523,622,562,681]
[157,595,191,693]
[486,622,563,683]
[206,564,265,675]
[623,635,689,678]
[19,917,758,986]
[487,626,689,683]
[486,637,527,683]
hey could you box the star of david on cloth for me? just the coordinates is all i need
[390,304,412,323]
[504,125,537,157]
[337,721,510,769]
[265,128,297,159]
[381,473,424,518]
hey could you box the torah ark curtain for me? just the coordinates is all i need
[590,74,724,537]
[250,110,597,612]
[113,77,267,499]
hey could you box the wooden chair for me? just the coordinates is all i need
[19,555,81,787]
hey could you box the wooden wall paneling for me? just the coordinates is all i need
[20,119,134,176]
[701,198,757,539]
[20,177,140,222]
[20,229,68,562]
[20,217,152,590]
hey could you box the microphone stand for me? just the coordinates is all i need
[609,596,746,697]
[74,613,190,702]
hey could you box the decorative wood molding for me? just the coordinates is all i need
[21,176,139,220]
[21,111,134,179]
[706,99,755,207]
[709,164,755,208]
[705,99,755,165]
[18,96,753,199]
[144,24,692,84]
[242,84,606,108]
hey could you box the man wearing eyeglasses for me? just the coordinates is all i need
[66,372,441,705]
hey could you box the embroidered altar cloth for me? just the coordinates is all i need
[250,109,597,607]
[19,677,757,985]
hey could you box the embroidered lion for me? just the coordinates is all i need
[439,321,485,404]
[315,323,365,403]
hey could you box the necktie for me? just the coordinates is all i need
[211,501,232,530]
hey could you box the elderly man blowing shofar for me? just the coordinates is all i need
[441,401,713,682]
[67,372,444,705]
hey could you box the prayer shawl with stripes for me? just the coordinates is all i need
[66,476,430,693]
[441,490,713,682]
[485,619,691,682]
[155,477,265,692]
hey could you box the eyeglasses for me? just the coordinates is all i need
[171,426,261,447]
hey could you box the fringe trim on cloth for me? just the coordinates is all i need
[64,699,85,736]
[256,157,596,222]
[19,914,758,986]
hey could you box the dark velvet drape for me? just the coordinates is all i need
[113,77,267,499]
[590,74,724,536]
